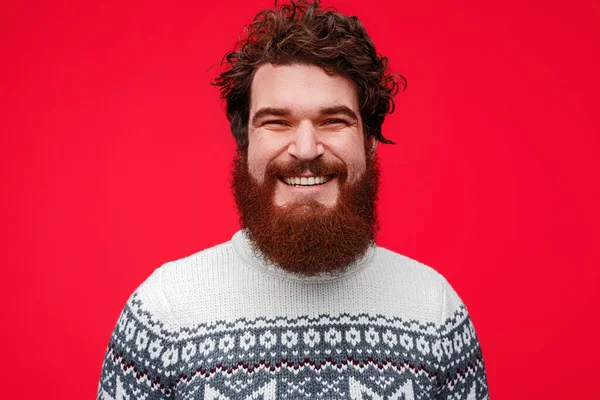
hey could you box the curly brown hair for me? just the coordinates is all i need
[213,0,406,150]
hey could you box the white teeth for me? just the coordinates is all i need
[283,175,330,186]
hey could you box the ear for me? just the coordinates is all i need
[368,137,378,154]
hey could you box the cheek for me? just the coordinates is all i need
[246,151,266,182]
[335,143,368,183]
[348,155,367,183]
[247,136,278,182]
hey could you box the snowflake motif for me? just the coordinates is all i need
[365,327,380,346]
[259,331,277,349]
[117,315,127,332]
[125,320,136,341]
[148,338,163,360]
[382,330,398,347]
[462,326,472,345]
[181,342,197,362]
[135,329,149,352]
[431,339,443,361]
[324,328,342,346]
[162,346,179,368]
[416,336,430,354]
[281,330,298,348]
[200,338,216,356]
[453,332,463,353]
[399,333,414,350]
[468,323,476,340]
[442,337,453,357]
[240,331,256,351]
[219,335,235,353]
[345,327,361,346]
[303,328,321,347]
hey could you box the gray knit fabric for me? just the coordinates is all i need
[98,231,489,399]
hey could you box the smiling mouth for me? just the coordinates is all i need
[280,175,334,187]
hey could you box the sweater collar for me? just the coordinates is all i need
[231,230,376,282]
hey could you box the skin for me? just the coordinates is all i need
[248,63,372,208]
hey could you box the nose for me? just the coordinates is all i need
[287,121,325,161]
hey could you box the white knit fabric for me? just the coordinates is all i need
[98,230,489,399]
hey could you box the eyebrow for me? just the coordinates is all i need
[251,107,291,127]
[319,106,359,122]
[251,105,359,126]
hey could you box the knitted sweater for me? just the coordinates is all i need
[98,231,489,399]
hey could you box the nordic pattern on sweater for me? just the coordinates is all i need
[98,231,489,399]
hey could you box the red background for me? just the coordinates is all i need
[1,0,599,398]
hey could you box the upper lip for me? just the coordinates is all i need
[294,172,323,177]
[281,172,333,177]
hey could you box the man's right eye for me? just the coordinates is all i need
[263,120,288,127]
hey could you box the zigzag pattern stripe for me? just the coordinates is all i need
[126,295,469,341]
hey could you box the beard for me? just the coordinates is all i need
[231,151,380,276]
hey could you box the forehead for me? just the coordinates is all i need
[249,63,359,115]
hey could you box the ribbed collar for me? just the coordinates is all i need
[231,230,376,282]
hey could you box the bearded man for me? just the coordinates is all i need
[98,1,489,399]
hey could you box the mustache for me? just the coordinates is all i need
[266,159,348,181]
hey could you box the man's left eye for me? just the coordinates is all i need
[324,119,348,125]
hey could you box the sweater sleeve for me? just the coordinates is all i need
[436,276,490,400]
[97,268,176,400]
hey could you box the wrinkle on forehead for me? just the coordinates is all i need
[249,63,360,119]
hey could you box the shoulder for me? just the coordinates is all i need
[158,240,236,288]
[370,246,465,323]
[372,246,447,293]
[374,246,444,282]
[125,239,238,330]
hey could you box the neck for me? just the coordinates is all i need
[231,230,376,282]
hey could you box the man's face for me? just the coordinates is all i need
[232,63,379,276]
[247,63,368,208]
